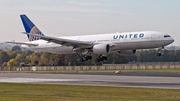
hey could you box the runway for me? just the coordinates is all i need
[0,72,180,89]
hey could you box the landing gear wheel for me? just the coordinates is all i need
[157,46,164,57]
[95,59,100,62]
[86,56,92,60]
[95,55,108,62]
[83,57,88,61]
[157,53,162,57]
[102,56,107,60]
[80,55,92,62]
[80,58,85,62]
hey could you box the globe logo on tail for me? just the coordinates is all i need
[29,26,44,41]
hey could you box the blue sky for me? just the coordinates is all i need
[0,0,180,45]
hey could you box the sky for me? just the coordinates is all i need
[0,0,180,46]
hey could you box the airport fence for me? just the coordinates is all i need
[0,62,180,71]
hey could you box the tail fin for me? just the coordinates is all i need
[20,14,45,41]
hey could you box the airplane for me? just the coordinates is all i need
[7,14,174,62]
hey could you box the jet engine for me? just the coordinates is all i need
[93,44,110,54]
[118,50,136,55]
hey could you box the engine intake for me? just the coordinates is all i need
[93,44,110,54]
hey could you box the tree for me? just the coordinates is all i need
[176,50,180,61]
[0,51,9,64]
[41,52,51,59]
[2,62,7,66]
[31,52,41,60]
[16,54,23,60]
[38,61,43,66]
[20,62,25,66]
[41,52,51,65]
[9,51,17,59]
[25,56,31,63]
[54,54,65,66]
[49,54,56,65]
[4,49,12,55]
[12,46,21,52]
[23,50,34,56]
[126,49,180,63]
[31,55,40,66]
[104,53,128,64]
[30,52,41,66]
[7,59,19,67]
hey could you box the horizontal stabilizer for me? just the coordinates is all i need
[6,41,39,46]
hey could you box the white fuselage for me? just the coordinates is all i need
[22,31,174,54]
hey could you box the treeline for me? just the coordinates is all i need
[127,49,180,63]
[0,46,179,66]
[0,46,128,66]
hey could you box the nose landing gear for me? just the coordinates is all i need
[157,52,162,57]
[157,46,164,57]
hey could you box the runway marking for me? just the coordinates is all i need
[0,77,82,83]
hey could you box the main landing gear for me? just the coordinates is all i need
[95,55,107,62]
[80,55,107,62]
[80,55,92,62]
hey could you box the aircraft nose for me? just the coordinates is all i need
[164,37,174,45]
[170,37,175,43]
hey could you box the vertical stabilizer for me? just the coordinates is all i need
[20,15,44,41]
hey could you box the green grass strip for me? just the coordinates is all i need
[0,83,180,101]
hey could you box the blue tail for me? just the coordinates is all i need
[20,14,45,41]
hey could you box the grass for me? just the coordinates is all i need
[0,83,180,101]
[1,69,180,73]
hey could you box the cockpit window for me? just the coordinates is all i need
[164,35,171,38]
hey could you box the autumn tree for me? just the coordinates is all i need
[31,52,41,59]
[22,50,34,57]
[41,52,51,66]
[7,59,19,67]
[9,51,17,59]
[2,62,7,66]
[25,56,31,63]
[54,54,65,66]
[31,52,41,66]
[31,55,39,66]
[16,54,23,60]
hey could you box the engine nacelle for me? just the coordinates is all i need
[118,50,136,55]
[93,44,110,54]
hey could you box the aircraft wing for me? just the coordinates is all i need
[23,33,93,48]
[6,41,39,46]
